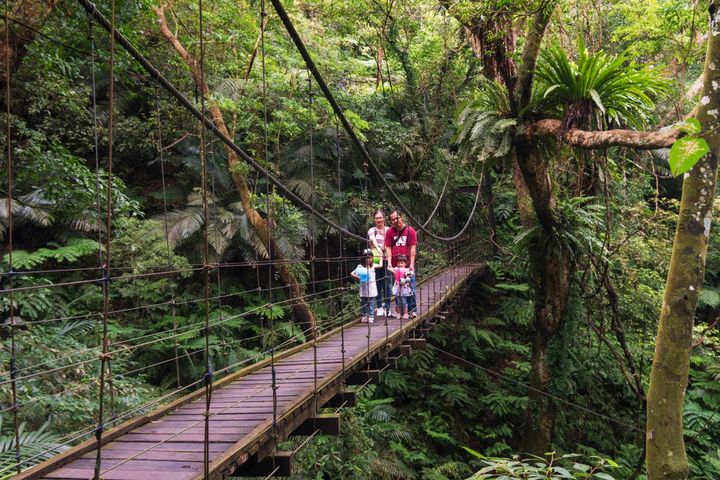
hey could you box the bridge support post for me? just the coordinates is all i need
[323,390,357,408]
[233,451,293,477]
[405,338,426,350]
[292,413,341,436]
[346,369,380,385]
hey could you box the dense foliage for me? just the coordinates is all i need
[1,0,719,478]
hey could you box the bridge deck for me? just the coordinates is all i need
[17,265,476,480]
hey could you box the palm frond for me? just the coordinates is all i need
[0,421,68,476]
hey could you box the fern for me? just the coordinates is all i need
[3,239,100,270]
[0,421,68,479]
[699,287,720,308]
[456,79,517,166]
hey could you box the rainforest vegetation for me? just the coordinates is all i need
[2,0,720,478]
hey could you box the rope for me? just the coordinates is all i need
[93,0,116,475]
[4,1,21,472]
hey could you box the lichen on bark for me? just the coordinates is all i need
[646,1,720,477]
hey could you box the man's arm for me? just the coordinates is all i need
[385,229,393,266]
[410,244,416,270]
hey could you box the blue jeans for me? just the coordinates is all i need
[395,295,409,313]
[375,265,391,310]
[407,273,417,314]
[360,297,376,317]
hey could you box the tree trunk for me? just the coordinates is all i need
[155,6,316,338]
[376,44,384,87]
[514,140,573,454]
[0,0,58,83]
[646,3,720,476]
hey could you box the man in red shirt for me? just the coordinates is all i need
[385,209,417,317]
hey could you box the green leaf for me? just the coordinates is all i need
[675,117,703,135]
[593,473,616,480]
[589,89,605,113]
[668,137,710,177]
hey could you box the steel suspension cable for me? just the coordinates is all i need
[308,71,319,418]
[259,1,279,467]
[335,117,347,379]
[4,1,21,472]
[88,13,106,356]
[93,0,116,475]
[196,0,214,475]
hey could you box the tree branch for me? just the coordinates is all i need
[525,119,681,150]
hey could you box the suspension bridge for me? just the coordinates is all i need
[1,0,490,478]
[12,264,478,480]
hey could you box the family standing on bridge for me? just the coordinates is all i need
[351,209,417,323]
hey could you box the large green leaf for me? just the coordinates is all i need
[668,137,710,177]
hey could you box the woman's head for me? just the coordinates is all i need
[373,209,385,228]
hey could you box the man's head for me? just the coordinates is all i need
[389,209,405,229]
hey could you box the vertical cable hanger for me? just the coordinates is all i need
[4,1,21,473]
[260,0,279,464]
[89,14,105,347]
[360,122,371,366]
[335,117,346,377]
[156,85,181,389]
[209,142,228,352]
[307,70,319,417]
[197,0,214,475]
[93,0,116,476]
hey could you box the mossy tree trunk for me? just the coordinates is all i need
[646,3,720,476]
[155,6,316,339]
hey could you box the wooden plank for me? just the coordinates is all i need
[81,450,207,462]
[100,442,234,452]
[43,468,196,480]
[119,432,249,443]
[56,458,204,471]
[133,424,255,435]
[405,338,427,350]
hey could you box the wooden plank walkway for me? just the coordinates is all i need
[16,265,477,480]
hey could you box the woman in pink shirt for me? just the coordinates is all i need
[368,209,391,317]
